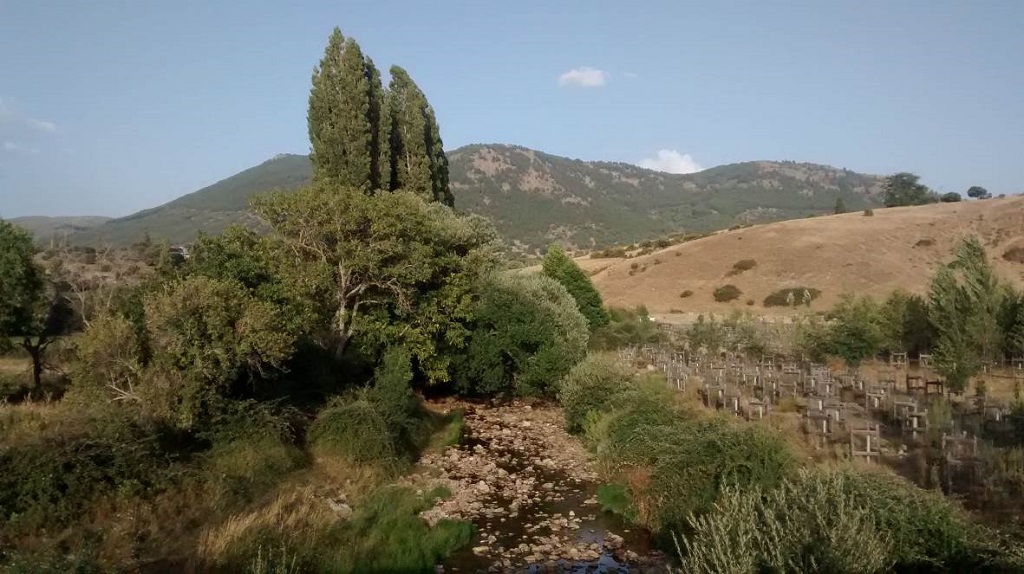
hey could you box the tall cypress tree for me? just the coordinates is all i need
[542,245,609,330]
[386,66,453,206]
[308,28,384,189]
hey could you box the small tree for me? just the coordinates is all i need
[541,245,609,330]
[967,186,991,200]
[834,196,847,214]
[252,184,499,382]
[826,294,882,370]
[939,192,962,203]
[929,237,1004,393]
[0,219,74,389]
[883,172,935,207]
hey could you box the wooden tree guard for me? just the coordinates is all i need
[905,373,926,393]
[850,421,881,461]
[890,352,908,369]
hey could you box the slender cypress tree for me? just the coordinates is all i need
[386,66,453,206]
[308,28,384,189]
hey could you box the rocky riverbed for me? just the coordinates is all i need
[408,401,668,573]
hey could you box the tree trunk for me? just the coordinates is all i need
[24,341,43,390]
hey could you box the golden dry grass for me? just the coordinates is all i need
[585,196,1024,318]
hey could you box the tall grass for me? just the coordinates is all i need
[200,485,473,573]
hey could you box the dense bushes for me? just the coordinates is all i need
[712,284,742,302]
[542,245,609,330]
[557,354,633,434]
[452,273,588,397]
[0,409,185,534]
[589,306,663,350]
[763,286,821,307]
[562,373,794,536]
[725,259,757,277]
[681,468,1021,573]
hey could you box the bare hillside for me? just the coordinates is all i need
[588,196,1024,319]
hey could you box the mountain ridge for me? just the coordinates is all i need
[36,144,885,251]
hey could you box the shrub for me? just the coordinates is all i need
[725,259,757,277]
[0,410,184,534]
[745,299,754,306]
[1004,246,1024,264]
[590,306,663,350]
[557,355,633,434]
[713,284,742,303]
[864,209,874,216]
[763,287,821,307]
[308,396,400,468]
[679,290,694,299]
[825,294,883,369]
[452,273,588,397]
[681,469,892,573]
[587,384,794,534]
[542,245,610,330]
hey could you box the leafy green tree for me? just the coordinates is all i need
[883,172,936,207]
[0,219,75,389]
[878,289,933,357]
[452,272,589,396]
[308,28,386,189]
[385,66,453,206]
[929,237,1004,392]
[541,245,609,330]
[252,184,499,382]
[939,192,962,203]
[834,196,847,214]
[142,276,294,428]
[997,285,1024,360]
[0,219,43,352]
[825,294,882,369]
[967,186,991,200]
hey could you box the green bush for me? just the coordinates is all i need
[542,245,610,330]
[763,287,821,307]
[0,410,184,533]
[586,383,794,534]
[589,306,663,350]
[713,284,742,303]
[557,354,634,434]
[452,273,588,397]
[681,468,1022,573]
[679,290,694,299]
[308,396,400,468]
[725,259,757,277]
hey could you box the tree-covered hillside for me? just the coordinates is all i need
[62,145,883,251]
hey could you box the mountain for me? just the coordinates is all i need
[450,144,882,251]
[64,144,884,251]
[9,216,112,241]
[586,195,1024,318]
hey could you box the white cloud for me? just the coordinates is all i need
[0,97,56,133]
[557,67,608,88]
[27,118,56,133]
[638,149,703,174]
[3,141,39,154]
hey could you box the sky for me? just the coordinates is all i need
[1,0,1023,218]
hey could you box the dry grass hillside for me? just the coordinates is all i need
[587,196,1024,319]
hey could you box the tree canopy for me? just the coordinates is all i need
[252,184,499,382]
[967,186,991,200]
[882,172,937,207]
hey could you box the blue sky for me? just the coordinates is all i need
[1,0,1022,217]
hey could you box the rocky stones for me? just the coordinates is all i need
[405,400,665,571]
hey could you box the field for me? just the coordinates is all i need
[586,196,1024,318]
